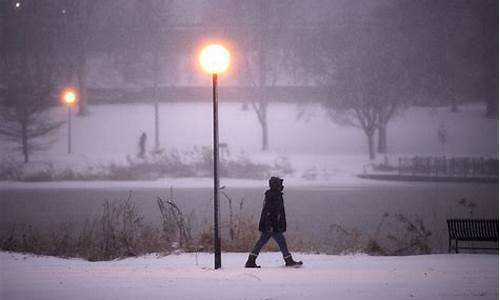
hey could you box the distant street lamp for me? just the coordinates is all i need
[62,88,78,154]
[199,44,230,270]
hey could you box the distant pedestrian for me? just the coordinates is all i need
[245,176,303,268]
[438,122,447,145]
[438,122,447,155]
[138,132,147,158]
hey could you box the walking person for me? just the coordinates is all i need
[138,132,147,158]
[245,176,303,268]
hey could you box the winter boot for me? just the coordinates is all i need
[284,255,303,267]
[245,253,261,268]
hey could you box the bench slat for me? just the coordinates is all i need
[447,219,499,253]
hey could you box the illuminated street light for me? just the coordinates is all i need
[199,44,230,74]
[199,43,230,270]
[63,90,77,105]
[62,88,78,154]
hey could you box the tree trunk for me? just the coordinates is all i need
[377,125,388,154]
[261,117,269,151]
[450,97,459,113]
[153,49,160,150]
[486,96,498,118]
[77,64,89,116]
[154,100,159,150]
[257,102,269,151]
[21,122,29,163]
[367,132,376,160]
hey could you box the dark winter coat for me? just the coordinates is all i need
[258,177,287,233]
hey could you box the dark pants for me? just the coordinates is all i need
[250,232,291,258]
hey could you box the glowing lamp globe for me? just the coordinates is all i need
[63,89,77,105]
[199,44,230,74]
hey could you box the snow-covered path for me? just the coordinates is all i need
[1,251,497,300]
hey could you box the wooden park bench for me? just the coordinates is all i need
[447,219,499,253]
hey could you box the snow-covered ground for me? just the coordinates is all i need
[1,251,497,300]
[0,102,497,187]
[38,102,495,157]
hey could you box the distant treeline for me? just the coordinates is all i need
[85,86,329,104]
[76,86,485,106]
[1,85,492,106]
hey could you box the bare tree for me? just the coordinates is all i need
[138,0,175,151]
[428,1,475,113]
[114,0,177,151]
[0,1,64,163]
[415,0,497,116]
[371,3,419,154]
[227,1,297,151]
[295,1,448,159]
[478,0,499,119]
[300,5,407,159]
[0,87,64,163]
[59,0,99,116]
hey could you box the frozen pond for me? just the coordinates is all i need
[1,182,497,254]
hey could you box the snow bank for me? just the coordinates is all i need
[1,251,497,300]
[0,171,411,190]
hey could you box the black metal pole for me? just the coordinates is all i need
[212,73,221,269]
[68,106,72,154]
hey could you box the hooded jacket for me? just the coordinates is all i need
[258,177,287,233]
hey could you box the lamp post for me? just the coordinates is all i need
[199,44,230,270]
[62,88,78,154]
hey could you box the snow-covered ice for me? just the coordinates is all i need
[1,251,497,300]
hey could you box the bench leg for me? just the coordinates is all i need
[455,239,458,254]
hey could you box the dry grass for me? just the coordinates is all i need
[1,192,172,261]
[0,190,433,259]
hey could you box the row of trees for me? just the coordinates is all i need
[0,0,175,162]
[206,0,498,159]
[1,0,498,162]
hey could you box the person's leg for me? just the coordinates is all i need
[250,232,272,256]
[272,232,303,266]
[245,232,272,268]
[271,232,291,258]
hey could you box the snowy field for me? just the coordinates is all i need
[1,251,498,300]
[0,102,497,186]
[39,102,496,157]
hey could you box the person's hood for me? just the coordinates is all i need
[268,176,284,192]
